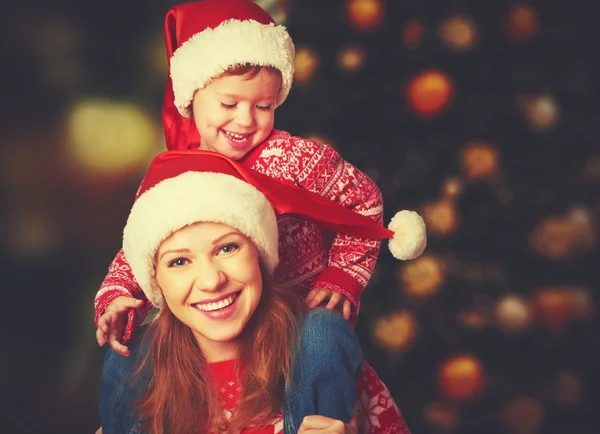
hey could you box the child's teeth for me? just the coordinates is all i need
[225,131,248,142]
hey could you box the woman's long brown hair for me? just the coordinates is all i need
[134,264,303,433]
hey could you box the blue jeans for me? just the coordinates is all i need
[283,308,363,433]
[99,309,362,433]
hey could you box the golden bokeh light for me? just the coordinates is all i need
[347,0,384,32]
[566,206,597,251]
[438,354,485,400]
[529,215,575,260]
[306,133,336,150]
[532,288,572,331]
[442,176,463,199]
[66,99,161,176]
[459,140,500,181]
[517,94,560,132]
[494,294,533,333]
[423,401,460,430]
[439,15,478,52]
[506,4,540,41]
[294,46,320,82]
[406,70,454,117]
[254,0,291,24]
[372,310,418,352]
[337,45,367,72]
[398,254,446,299]
[422,198,459,237]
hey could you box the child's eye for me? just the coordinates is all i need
[168,257,189,267]
[257,104,273,111]
[218,243,240,255]
[221,102,237,109]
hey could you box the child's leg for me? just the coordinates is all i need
[99,336,146,433]
[283,308,363,433]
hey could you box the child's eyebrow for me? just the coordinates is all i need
[216,91,277,101]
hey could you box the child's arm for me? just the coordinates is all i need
[289,137,384,314]
[94,249,153,347]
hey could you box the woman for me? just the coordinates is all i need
[99,151,411,433]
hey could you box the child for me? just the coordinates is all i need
[95,0,426,431]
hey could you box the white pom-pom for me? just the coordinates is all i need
[387,210,427,260]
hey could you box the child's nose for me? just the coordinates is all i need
[235,107,255,128]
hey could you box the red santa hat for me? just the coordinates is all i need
[162,0,295,151]
[123,151,427,307]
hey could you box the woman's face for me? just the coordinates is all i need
[155,222,263,362]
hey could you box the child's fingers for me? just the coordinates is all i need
[107,332,130,357]
[308,289,330,308]
[342,299,352,320]
[112,297,143,313]
[304,288,320,304]
[325,292,342,310]
[97,312,113,334]
[96,328,106,346]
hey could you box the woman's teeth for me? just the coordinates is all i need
[195,293,237,312]
[224,130,250,142]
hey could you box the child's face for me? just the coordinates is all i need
[192,69,281,160]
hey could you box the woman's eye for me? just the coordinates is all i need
[219,243,240,254]
[257,104,273,111]
[221,102,236,109]
[168,258,188,267]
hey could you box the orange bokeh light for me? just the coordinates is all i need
[406,70,454,116]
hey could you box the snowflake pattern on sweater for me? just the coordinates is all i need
[210,360,410,434]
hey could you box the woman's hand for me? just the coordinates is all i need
[96,296,143,357]
[298,415,357,433]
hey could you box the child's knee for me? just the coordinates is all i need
[299,308,362,362]
[102,349,133,380]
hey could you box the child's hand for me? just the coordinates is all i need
[304,288,352,320]
[298,414,357,433]
[96,296,143,357]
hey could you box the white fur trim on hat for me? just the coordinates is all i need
[170,19,295,117]
[122,171,279,307]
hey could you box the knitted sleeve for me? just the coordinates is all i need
[356,363,412,434]
[280,136,383,310]
[93,179,153,344]
[93,249,154,343]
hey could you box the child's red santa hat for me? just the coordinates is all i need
[123,151,427,307]
[162,0,295,151]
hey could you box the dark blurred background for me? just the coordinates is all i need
[1,0,598,433]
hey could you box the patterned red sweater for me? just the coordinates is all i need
[94,129,383,338]
[210,359,410,434]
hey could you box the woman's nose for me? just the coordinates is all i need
[193,261,227,292]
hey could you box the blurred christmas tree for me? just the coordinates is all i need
[274,1,599,433]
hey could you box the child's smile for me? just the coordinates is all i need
[192,69,281,160]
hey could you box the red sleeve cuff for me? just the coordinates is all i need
[94,289,130,326]
[312,266,364,307]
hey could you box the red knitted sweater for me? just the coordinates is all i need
[209,360,410,434]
